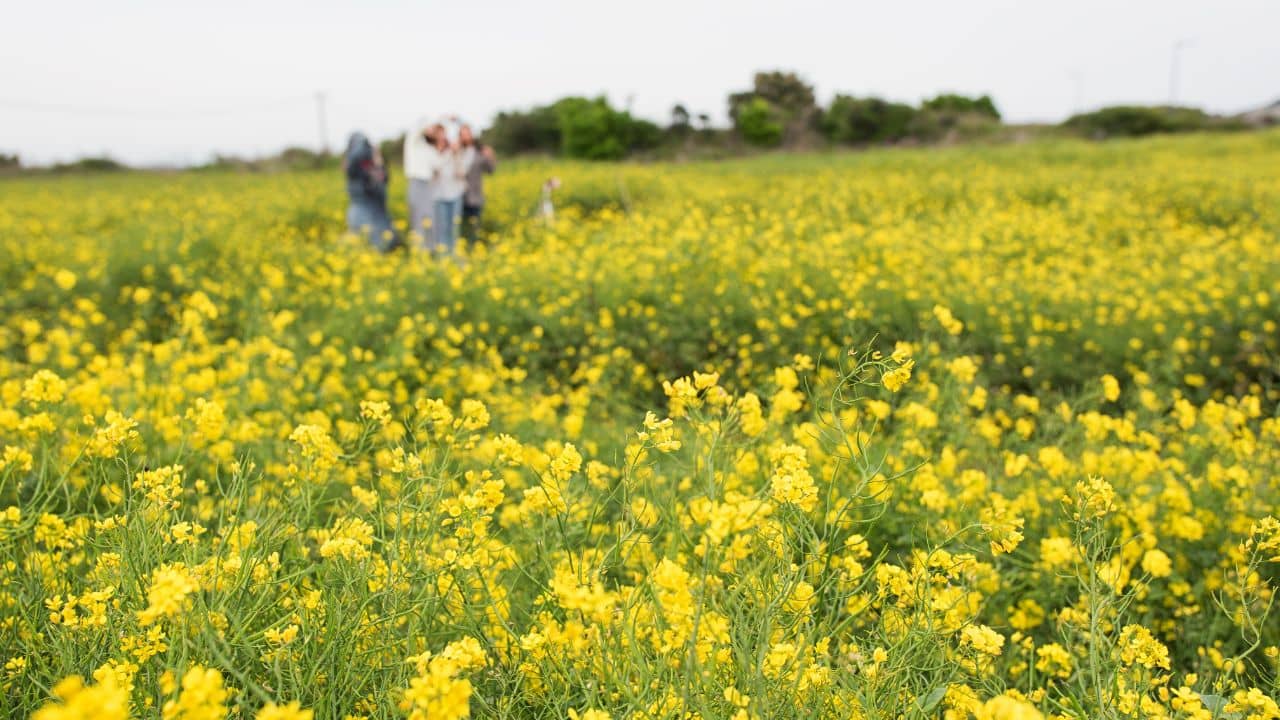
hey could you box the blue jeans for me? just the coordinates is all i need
[432,198,460,255]
[347,200,400,253]
[461,203,483,244]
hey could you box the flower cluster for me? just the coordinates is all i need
[4,131,1280,718]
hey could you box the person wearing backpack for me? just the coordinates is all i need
[343,132,400,252]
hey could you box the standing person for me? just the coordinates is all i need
[540,176,561,226]
[343,132,400,252]
[403,120,439,248]
[430,125,466,256]
[458,124,496,244]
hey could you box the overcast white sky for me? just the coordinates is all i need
[3,0,1278,165]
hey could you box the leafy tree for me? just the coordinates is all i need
[484,105,563,155]
[555,97,625,160]
[670,104,691,131]
[729,71,817,121]
[893,93,1004,142]
[921,93,1001,120]
[728,91,754,128]
[628,117,663,151]
[749,70,816,118]
[484,97,659,160]
[821,96,917,144]
[729,70,818,146]
[554,97,662,160]
[736,98,783,147]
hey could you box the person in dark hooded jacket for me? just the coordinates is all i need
[344,132,401,252]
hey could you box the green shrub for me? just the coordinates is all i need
[555,97,662,161]
[484,105,563,155]
[922,93,1001,120]
[729,71,816,124]
[485,97,663,160]
[627,117,663,153]
[820,96,917,144]
[555,97,625,160]
[736,98,784,147]
[728,71,820,148]
[51,156,129,173]
[1063,105,1211,138]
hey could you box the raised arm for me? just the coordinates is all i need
[403,131,419,168]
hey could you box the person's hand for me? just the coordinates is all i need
[482,145,495,161]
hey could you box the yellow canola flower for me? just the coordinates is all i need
[3,131,1280,720]
[33,672,130,720]
[974,694,1043,720]
[53,269,78,290]
[255,702,314,720]
[882,359,914,393]
[1101,374,1121,402]
[401,638,486,720]
[1141,548,1173,578]
[960,624,1005,656]
[768,443,818,512]
[138,564,200,626]
[23,369,67,405]
[162,666,228,720]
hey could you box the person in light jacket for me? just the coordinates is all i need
[343,132,400,252]
[403,120,440,248]
[458,124,496,244]
[430,129,466,255]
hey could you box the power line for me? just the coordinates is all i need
[1068,69,1084,115]
[1169,38,1194,106]
[315,91,330,154]
[0,96,315,117]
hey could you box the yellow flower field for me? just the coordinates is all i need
[2,131,1280,719]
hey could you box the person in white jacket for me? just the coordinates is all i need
[430,128,467,256]
[403,120,440,248]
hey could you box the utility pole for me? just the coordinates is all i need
[315,91,330,155]
[1069,69,1084,115]
[1169,39,1191,106]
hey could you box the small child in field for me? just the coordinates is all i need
[541,177,561,226]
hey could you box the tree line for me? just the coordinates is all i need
[480,70,1268,161]
[5,70,1271,173]
[481,71,1006,160]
